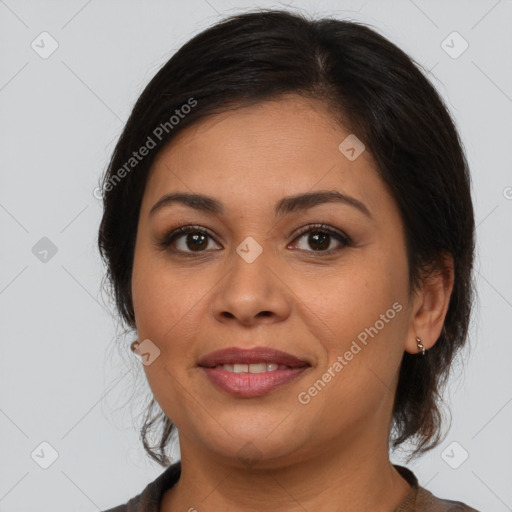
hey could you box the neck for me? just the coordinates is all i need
[161,431,411,511]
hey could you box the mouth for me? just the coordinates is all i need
[198,347,311,397]
[198,346,310,368]
[214,363,295,373]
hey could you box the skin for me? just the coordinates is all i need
[131,94,454,511]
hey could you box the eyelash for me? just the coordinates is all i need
[157,223,352,257]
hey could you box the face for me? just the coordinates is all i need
[131,94,414,468]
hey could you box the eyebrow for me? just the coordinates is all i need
[149,190,372,218]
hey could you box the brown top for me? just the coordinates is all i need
[102,462,480,512]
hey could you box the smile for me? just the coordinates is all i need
[218,363,291,373]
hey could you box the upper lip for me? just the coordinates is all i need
[198,347,310,368]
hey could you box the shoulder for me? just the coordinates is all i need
[416,486,481,512]
[393,465,481,512]
[101,462,181,512]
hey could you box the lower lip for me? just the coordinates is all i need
[200,366,309,397]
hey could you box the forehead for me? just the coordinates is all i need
[142,94,386,216]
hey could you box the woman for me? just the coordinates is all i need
[98,9,480,511]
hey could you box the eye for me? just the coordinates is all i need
[290,223,352,254]
[157,225,221,255]
[157,223,352,256]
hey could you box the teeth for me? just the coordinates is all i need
[219,362,289,373]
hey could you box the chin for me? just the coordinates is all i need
[189,412,310,467]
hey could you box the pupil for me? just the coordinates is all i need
[187,233,207,251]
[310,232,329,250]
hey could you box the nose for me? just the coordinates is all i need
[210,246,292,327]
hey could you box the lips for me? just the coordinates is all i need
[198,347,310,398]
[198,346,310,368]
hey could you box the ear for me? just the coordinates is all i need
[404,253,454,355]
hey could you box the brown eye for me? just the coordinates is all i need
[181,232,209,251]
[291,224,351,254]
[158,223,351,257]
[158,226,221,254]
[306,232,331,251]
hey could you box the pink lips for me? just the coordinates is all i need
[198,346,309,368]
[198,347,310,398]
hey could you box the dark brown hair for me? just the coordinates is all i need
[97,9,475,466]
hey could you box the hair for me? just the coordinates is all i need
[97,8,475,467]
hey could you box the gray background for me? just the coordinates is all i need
[1,0,511,510]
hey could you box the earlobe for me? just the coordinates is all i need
[404,253,455,355]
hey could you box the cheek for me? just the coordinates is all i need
[132,246,188,344]
[297,248,409,398]
[131,246,219,372]
[131,251,206,421]
[296,284,408,439]
[303,256,407,348]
